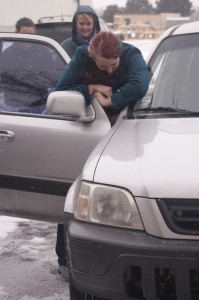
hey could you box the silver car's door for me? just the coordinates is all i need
[0,34,111,223]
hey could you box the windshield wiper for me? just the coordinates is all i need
[133,107,199,115]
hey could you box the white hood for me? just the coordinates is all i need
[93,117,199,198]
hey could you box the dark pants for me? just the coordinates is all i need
[55,224,67,266]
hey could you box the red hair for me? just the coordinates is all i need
[89,32,122,59]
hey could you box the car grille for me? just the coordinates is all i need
[157,198,199,235]
[125,263,199,300]
[69,221,199,300]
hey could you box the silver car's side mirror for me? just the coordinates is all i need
[46,91,95,122]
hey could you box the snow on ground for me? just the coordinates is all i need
[0,217,69,300]
[127,38,158,60]
[0,38,157,300]
[0,216,29,238]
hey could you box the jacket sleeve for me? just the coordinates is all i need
[55,47,92,104]
[111,46,150,112]
[61,38,77,59]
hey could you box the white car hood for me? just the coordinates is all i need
[93,117,199,198]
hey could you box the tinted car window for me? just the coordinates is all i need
[133,34,199,117]
[0,40,65,113]
[35,23,72,44]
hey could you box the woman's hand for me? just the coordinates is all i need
[89,84,112,98]
[94,92,112,107]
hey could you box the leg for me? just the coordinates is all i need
[55,223,69,281]
[56,223,67,266]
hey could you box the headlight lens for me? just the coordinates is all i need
[74,182,144,230]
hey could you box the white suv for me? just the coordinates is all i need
[65,21,199,300]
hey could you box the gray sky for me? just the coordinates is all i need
[92,0,198,9]
[93,0,127,8]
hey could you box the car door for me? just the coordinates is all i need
[0,33,111,223]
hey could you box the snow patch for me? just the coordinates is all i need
[0,216,29,238]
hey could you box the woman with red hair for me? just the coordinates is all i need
[56,31,149,124]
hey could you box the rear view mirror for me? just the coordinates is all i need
[46,91,95,122]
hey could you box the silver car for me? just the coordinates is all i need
[65,21,199,300]
[0,33,111,223]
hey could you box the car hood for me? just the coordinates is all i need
[93,117,199,198]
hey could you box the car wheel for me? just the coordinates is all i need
[69,278,107,300]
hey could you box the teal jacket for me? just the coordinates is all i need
[56,42,150,113]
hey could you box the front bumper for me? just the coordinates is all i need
[67,220,199,300]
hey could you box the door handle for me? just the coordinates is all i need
[0,130,15,142]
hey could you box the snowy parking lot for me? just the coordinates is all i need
[0,217,69,300]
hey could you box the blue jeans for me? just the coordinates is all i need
[55,224,67,266]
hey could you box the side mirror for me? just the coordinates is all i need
[46,91,95,122]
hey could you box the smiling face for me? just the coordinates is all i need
[76,14,94,39]
[94,55,120,75]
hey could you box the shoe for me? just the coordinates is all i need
[56,265,69,282]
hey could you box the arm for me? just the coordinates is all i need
[111,46,150,112]
[89,84,112,98]
[94,92,112,107]
[55,46,113,104]
[61,38,77,59]
[55,46,92,104]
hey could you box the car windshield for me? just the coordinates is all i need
[130,34,199,118]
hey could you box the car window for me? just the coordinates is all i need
[0,40,65,114]
[36,23,73,44]
[133,34,199,117]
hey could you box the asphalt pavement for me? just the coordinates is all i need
[0,217,69,300]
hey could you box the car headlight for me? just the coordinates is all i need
[74,182,144,230]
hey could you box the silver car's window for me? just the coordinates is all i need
[133,34,199,118]
[0,40,65,114]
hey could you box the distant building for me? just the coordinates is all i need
[113,13,188,40]
[0,0,92,32]
[166,17,190,29]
